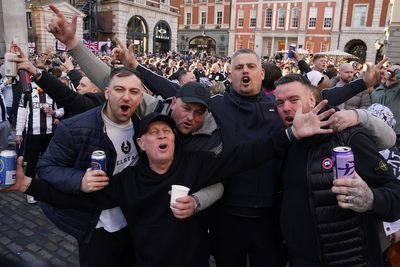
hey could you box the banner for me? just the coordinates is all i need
[28,42,36,54]
[56,41,67,51]
[83,40,99,54]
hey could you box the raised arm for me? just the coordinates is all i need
[321,64,379,106]
[11,44,104,114]
[46,4,110,90]
[330,109,396,150]
[112,37,179,98]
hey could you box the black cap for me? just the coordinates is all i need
[138,113,176,137]
[176,81,210,108]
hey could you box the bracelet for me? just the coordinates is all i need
[191,194,201,214]
[285,127,297,142]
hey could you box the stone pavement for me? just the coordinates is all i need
[0,191,79,267]
[1,130,79,267]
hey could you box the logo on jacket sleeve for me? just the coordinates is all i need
[322,157,333,170]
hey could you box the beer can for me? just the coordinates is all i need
[0,150,17,187]
[4,52,18,78]
[91,150,106,171]
[332,146,355,179]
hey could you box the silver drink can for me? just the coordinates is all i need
[4,52,18,78]
[332,146,355,179]
[91,150,106,171]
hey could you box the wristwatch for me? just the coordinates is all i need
[191,194,201,214]
[33,68,43,81]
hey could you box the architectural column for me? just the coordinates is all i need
[386,0,400,63]
[0,0,28,55]
[254,33,262,56]
[285,37,288,52]
[228,0,237,55]
[270,37,275,58]
[272,3,277,31]
[285,3,291,31]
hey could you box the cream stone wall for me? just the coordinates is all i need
[31,2,84,53]
[106,1,178,53]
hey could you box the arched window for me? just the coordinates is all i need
[127,16,148,54]
[153,21,171,54]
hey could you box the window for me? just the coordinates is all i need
[250,9,257,27]
[291,7,299,28]
[238,9,244,27]
[201,12,207,25]
[324,7,333,28]
[26,12,32,28]
[248,39,254,50]
[352,4,368,27]
[265,8,272,27]
[320,41,329,52]
[216,11,223,25]
[186,13,191,25]
[308,7,317,28]
[236,38,243,50]
[306,41,314,53]
[278,8,285,28]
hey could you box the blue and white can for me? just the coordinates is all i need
[0,150,17,187]
[91,150,106,171]
[332,146,355,179]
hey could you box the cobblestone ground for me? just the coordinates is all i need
[0,191,79,267]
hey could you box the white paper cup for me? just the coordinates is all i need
[170,185,190,205]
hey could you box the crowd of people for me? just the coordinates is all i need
[2,3,400,267]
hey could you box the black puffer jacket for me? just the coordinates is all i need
[281,126,400,267]
[36,106,139,243]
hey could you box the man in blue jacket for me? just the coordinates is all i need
[36,67,143,267]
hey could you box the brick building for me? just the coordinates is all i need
[179,0,392,62]
[226,0,391,63]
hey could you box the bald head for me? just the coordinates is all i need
[339,63,354,84]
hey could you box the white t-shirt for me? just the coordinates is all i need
[95,112,138,232]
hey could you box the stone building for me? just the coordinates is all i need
[26,0,179,55]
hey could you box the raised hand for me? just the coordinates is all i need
[47,4,79,49]
[8,44,38,76]
[362,63,380,88]
[61,55,74,73]
[111,37,139,68]
[291,99,336,139]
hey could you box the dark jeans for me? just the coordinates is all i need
[78,227,134,267]
[209,209,287,267]
[396,135,400,149]
[23,134,53,178]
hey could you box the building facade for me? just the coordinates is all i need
[26,0,179,55]
[226,0,391,63]
[177,0,231,56]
